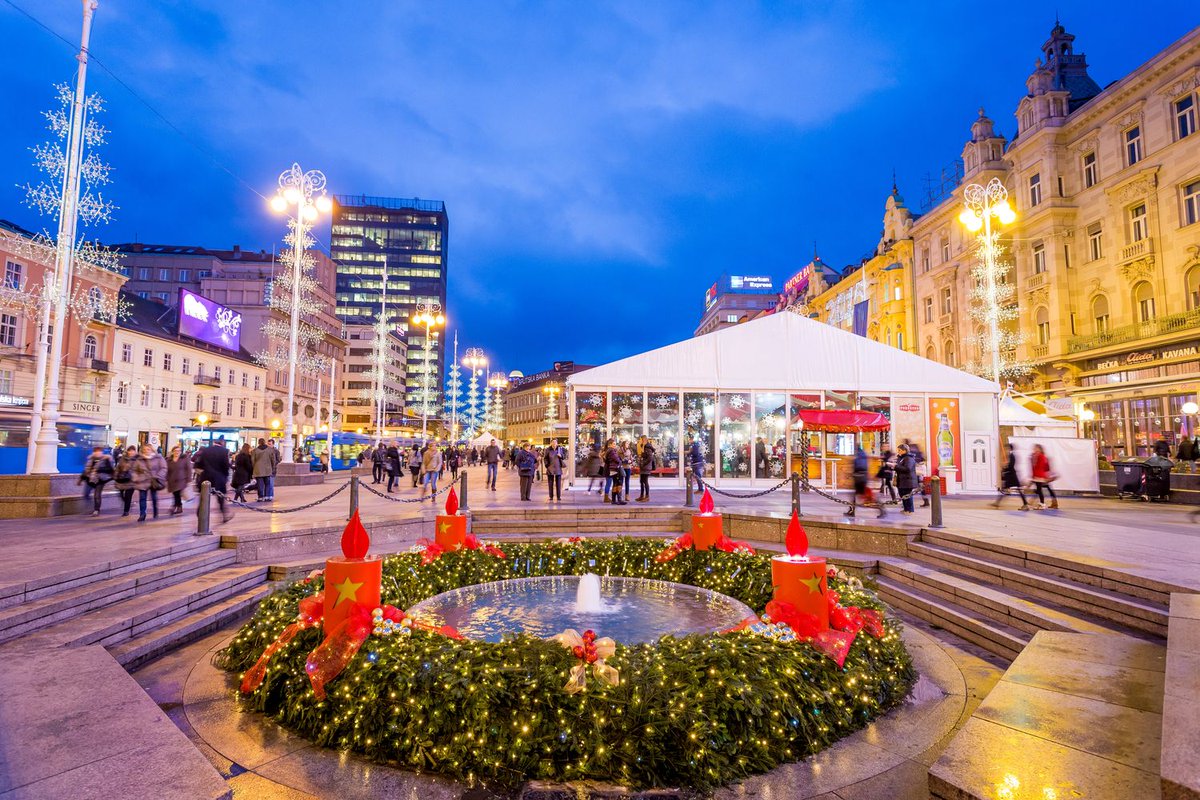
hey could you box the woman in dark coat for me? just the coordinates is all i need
[386,444,403,493]
[893,445,917,514]
[167,445,194,514]
[232,444,254,502]
[989,443,1028,510]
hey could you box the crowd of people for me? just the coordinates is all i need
[579,436,658,504]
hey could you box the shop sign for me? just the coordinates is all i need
[1091,344,1199,372]
[0,393,30,407]
[783,267,810,295]
[704,282,719,308]
[729,275,773,291]
[70,402,102,414]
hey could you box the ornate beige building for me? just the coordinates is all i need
[912,23,1200,458]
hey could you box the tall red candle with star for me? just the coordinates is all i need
[690,489,723,550]
[435,487,468,551]
[770,511,828,629]
[323,510,382,632]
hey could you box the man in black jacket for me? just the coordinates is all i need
[194,436,234,525]
[484,439,501,490]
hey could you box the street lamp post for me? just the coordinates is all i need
[269,163,332,463]
[542,382,561,439]
[959,177,1017,385]
[411,301,444,440]
[489,373,509,438]
[463,347,487,438]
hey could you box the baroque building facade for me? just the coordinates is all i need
[911,23,1200,458]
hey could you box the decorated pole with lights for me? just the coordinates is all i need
[462,347,486,438]
[412,301,445,440]
[770,510,829,629]
[323,510,382,633]
[435,486,467,551]
[959,177,1018,385]
[690,488,724,550]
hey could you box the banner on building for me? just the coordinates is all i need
[928,397,962,477]
[891,397,925,454]
[852,301,869,337]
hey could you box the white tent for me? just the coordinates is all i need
[468,430,498,449]
[997,391,1098,493]
[998,395,1076,433]
[569,311,997,394]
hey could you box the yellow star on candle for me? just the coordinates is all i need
[799,574,823,595]
[332,576,363,607]
[439,521,451,535]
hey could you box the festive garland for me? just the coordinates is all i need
[218,538,915,791]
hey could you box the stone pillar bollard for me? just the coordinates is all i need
[930,476,944,529]
[349,474,360,520]
[685,467,694,508]
[197,480,211,536]
[791,472,802,517]
[459,471,469,512]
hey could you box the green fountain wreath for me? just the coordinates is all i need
[218,537,914,791]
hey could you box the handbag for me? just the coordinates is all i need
[152,477,166,491]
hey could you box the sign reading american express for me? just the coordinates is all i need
[177,288,242,352]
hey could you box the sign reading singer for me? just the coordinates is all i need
[177,289,242,352]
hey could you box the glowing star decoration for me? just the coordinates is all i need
[332,576,363,607]
[341,509,370,559]
[699,488,715,515]
[444,486,459,516]
[785,510,808,558]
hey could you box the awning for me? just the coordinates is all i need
[796,409,890,433]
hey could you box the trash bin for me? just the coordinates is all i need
[1142,455,1173,501]
[1112,460,1145,498]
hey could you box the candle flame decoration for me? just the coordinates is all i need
[444,486,459,516]
[699,488,715,515]
[785,510,808,558]
[341,509,370,560]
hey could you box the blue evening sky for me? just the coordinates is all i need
[0,2,1193,375]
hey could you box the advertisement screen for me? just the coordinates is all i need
[704,282,719,308]
[730,275,773,291]
[177,288,242,352]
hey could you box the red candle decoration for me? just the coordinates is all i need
[690,488,723,550]
[770,510,828,630]
[324,510,382,633]
[435,486,468,551]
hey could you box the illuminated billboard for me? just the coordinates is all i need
[729,275,773,291]
[177,288,242,352]
[704,282,719,308]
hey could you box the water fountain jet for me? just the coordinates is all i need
[574,573,605,613]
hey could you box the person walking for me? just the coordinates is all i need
[852,446,877,508]
[167,445,193,515]
[1177,436,1196,474]
[268,440,280,494]
[584,444,604,493]
[1030,443,1058,510]
[385,442,402,493]
[420,444,444,502]
[894,444,917,514]
[484,439,501,490]
[194,436,234,524]
[619,441,634,498]
[544,439,566,501]
[114,445,138,517]
[990,443,1029,510]
[636,436,656,502]
[604,439,626,504]
[517,443,537,501]
[448,447,460,482]
[877,448,898,503]
[231,443,253,502]
[82,445,115,516]
[687,434,706,494]
[131,443,167,521]
[903,439,929,507]
[371,445,386,484]
[408,445,422,488]
[252,439,275,502]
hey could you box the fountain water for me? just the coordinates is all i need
[574,573,605,613]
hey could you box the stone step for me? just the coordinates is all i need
[920,528,1183,605]
[0,548,238,645]
[874,575,1028,661]
[908,541,1168,637]
[879,558,1142,640]
[0,537,223,612]
[470,508,685,521]
[16,565,269,650]
[1161,593,1200,800]
[107,582,275,670]
[470,518,683,534]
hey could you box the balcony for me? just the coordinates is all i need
[76,358,110,372]
[1118,237,1153,264]
[193,374,222,388]
[1025,272,1048,290]
[938,312,954,329]
[1067,307,1200,354]
[1029,343,1049,360]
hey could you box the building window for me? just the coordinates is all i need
[1125,126,1143,166]
[923,297,933,323]
[82,334,98,360]
[121,343,132,363]
[1088,223,1104,261]
[254,375,260,391]
[179,269,190,282]
[160,387,170,409]
[1134,281,1156,323]
[80,381,95,403]
[1029,173,1042,207]
[0,368,12,394]
[1176,95,1197,140]
[1057,175,1065,197]
[241,372,248,388]
[163,353,172,371]
[252,402,258,418]
[1188,268,1200,310]
[1032,242,1046,274]
[158,268,170,281]
[155,292,169,303]
[137,267,150,280]
[227,368,235,384]
[181,357,190,375]
[724,314,738,324]
[1184,180,1200,227]
[197,362,205,378]
[3,260,21,290]
[240,398,246,417]
[196,394,203,412]
[893,281,902,301]
[140,385,151,406]
[143,348,153,367]
[896,331,903,350]
[179,390,187,411]
[921,248,930,272]
[211,395,219,414]
[940,287,952,315]
[1035,307,1050,345]
[0,314,16,347]
[226,398,233,416]
[940,237,950,262]
[1082,151,1097,188]
[944,341,955,367]
[1130,203,1148,242]
[117,382,128,404]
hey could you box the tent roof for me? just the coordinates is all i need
[468,430,499,447]
[998,396,1075,428]
[567,312,997,394]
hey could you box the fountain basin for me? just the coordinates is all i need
[406,575,755,644]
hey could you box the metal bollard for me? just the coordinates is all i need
[196,480,211,535]
[459,471,469,511]
[791,472,802,517]
[348,474,360,519]
[684,468,694,508]
[929,476,944,529]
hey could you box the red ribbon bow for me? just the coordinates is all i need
[240,592,325,694]
[418,534,506,566]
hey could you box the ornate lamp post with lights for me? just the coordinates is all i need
[267,163,332,463]
[543,382,562,438]
[462,347,487,438]
[489,373,509,439]
[412,301,445,440]
[958,177,1017,385]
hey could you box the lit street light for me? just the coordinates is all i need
[488,373,509,437]
[959,177,1017,385]
[542,382,562,436]
[412,301,445,440]
[463,347,487,438]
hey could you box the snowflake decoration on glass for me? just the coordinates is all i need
[728,395,746,410]
[653,395,673,410]
[618,404,634,420]
[685,409,702,427]
[587,394,603,408]
[758,413,779,430]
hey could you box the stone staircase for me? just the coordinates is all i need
[873,529,1170,662]
[0,537,272,670]
[469,506,686,537]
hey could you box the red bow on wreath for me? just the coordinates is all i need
[240,591,326,693]
[417,535,507,566]
[761,593,887,669]
[654,533,693,563]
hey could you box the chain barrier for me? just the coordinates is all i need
[213,480,351,513]
[696,476,791,499]
[359,479,453,504]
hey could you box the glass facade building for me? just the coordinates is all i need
[330,195,448,416]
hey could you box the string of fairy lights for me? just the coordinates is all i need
[219,538,915,791]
